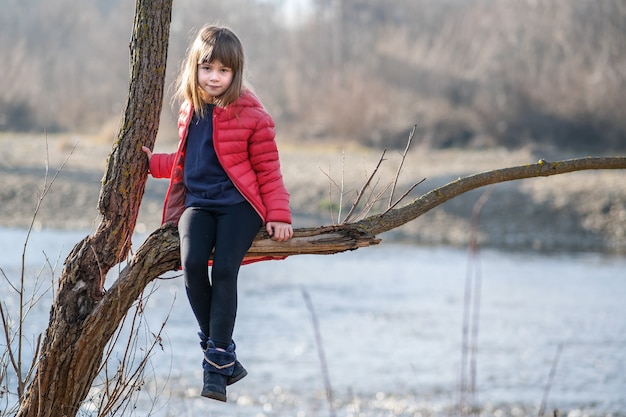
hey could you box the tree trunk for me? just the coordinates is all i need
[16,1,172,416]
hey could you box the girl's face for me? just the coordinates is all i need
[197,60,233,99]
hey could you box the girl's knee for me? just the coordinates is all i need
[182,256,209,276]
[211,264,239,282]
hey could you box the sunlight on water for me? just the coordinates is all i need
[1,227,625,416]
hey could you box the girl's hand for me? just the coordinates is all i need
[266,222,293,242]
[141,145,153,161]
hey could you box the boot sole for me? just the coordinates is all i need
[227,368,248,386]
[201,389,227,402]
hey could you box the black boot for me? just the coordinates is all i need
[198,333,247,385]
[201,340,237,401]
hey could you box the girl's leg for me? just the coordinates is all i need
[209,201,262,348]
[179,207,217,337]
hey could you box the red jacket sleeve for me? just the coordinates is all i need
[149,152,177,179]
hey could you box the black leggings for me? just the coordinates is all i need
[178,202,262,349]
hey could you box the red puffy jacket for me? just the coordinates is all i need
[149,89,292,227]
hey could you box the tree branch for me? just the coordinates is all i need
[123,156,626,276]
[353,156,626,236]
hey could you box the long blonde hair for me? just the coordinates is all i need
[174,25,245,118]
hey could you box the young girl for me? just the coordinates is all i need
[142,25,293,402]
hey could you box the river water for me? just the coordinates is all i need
[1,227,625,417]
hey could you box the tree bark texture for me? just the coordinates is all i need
[16,1,172,416]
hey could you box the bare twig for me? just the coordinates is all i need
[327,165,335,225]
[301,289,336,417]
[0,135,78,410]
[459,186,493,416]
[388,125,416,209]
[42,249,63,305]
[343,150,387,223]
[0,266,18,293]
[319,166,340,225]
[21,138,77,272]
[338,150,345,223]
[538,343,564,417]
[0,304,19,383]
[95,287,173,416]
[16,137,77,401]
[382,178,426,215]
[320,129,423,224]
[320,150,351,225]
[23,335,41,394]
[350,179,392,222]
[468,187,493,412]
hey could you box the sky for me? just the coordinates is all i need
[267,0,314,26]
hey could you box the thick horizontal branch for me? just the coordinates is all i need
[247,225,381,256]
[117,156,626,282]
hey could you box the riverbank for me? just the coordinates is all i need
[1,133,625,253]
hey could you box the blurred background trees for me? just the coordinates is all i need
[1,0,624,151]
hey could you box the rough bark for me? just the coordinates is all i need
[16,1,172,416]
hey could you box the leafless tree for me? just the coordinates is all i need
[10,0,626,416]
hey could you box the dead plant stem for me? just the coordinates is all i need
[301,288,336,417]
[343,150,386,223]
[459,186,493,415]
[388,125,416,209]
[538,343,564,417]
[16,136,77,401]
